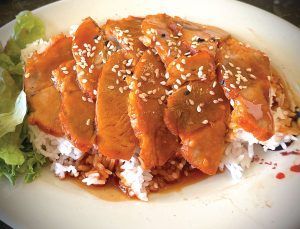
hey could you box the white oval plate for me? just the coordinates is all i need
[0,0,300,228]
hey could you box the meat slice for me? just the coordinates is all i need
[52,60,95,152]
[72,17,113,99]
[166,51,216,87]
[164,80,230,175]
[25,35,73,97]
[24,35,73,136]
[104,16,146,59]
[216,38,274,141]
[128,50,180,169]
[96,50,138,160]
[140,14,229,66]
[141,14,188,66]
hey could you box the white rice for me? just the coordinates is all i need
[82,173,106,186]
[119,155,153,201]
[21,39,49,62]
[29,125,82,178]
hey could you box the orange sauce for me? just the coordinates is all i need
[69,170,208,201]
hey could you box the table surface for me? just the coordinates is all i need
[0,0,299,228]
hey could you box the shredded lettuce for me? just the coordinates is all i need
[0,11,47,184]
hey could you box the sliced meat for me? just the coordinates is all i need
[24,35,73,136]
[52,60,95,152]
[128,50,180,169]
[96,50,138,160]
[174,16,229,55]
[72,17,112,99]
[141,14,188,66]
[104,16,146,59]
[216,37,274,141]
[164,80,230,175]
[27,86,63,136]
[140,14,230,66]
[166,51,216,87]
[24,35,73,97]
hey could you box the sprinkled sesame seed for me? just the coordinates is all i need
[230,83,236,88]
[187,85,192,92]
[61,67,67,71]
[250,74,257,79]
[209,46,214,50]
[225,55,229,59]
[108,85,114,89]
[119,87,124,93]
[173,84,179,90]
[229,62,234,67]
[176,79,182,85]
[165,72,170,79]
[202,120,208,124]
[160,81,166,85]
[212,81,217,88]
[246,68,252,72]
[188,99,194,105]
[196,105,202,113]
[158,99,163,105]
[209,90,215,95]
[86,119,91,125]
[25,73,30,78]
[82,79,87,84]
[137,82,142,87]
[82,96,87,101]
[93,90,97,95]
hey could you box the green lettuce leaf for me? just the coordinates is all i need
[13,11,45,49]
[0,129,24,166]
[4,38,21,64]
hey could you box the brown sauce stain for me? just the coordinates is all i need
[68,170,208,201]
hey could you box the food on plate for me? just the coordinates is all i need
[1,12,299,200]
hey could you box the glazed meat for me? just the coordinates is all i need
[104,16,146,59]
[140,14,229,66]
[96,50,138,160]
[164,80,230,175]
[216,38,274,141]
[52,60,95,152]
[72,17,113,99]
[141,14,188,66]
[166,51,216,87]
[24,35,73,136]
[128,50,180,169]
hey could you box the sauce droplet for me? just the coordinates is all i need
[280,151,300,156]
[290,164,300,173]
[276,172,285,179]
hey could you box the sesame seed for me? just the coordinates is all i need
[87,98,93,103]
[158,99,163,105]
[82,79,88,84]
[155,68,159,77]
[181,59,186,64]
[230,84,236,88]
[196,105,202,112]
[25,73,30,78]
[86,119,91,125]
[61,67,67,71]
[212,81,217,88]
[209,90,215,95]
[160,81,166,85]
[165,72,170,79]
[137,82,142,87]
[202,120,208,124]
[213,100,218,103]
[141,76,147,81]
[187,85,192,92]
[93,90,97,95]
[225,55,229,59]
[250,74,256,79]
[173,84,179,90]
[188,99,194,105]
[108,85,114,89]
[246,68,252,72]
[82,96,87,101]
[176,79,182,85]
[229,62,234,67]
[119,87,124,93]
[176,63,181,71]
[209,46,214,50]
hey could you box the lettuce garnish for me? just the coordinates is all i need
[0,11,48,184]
